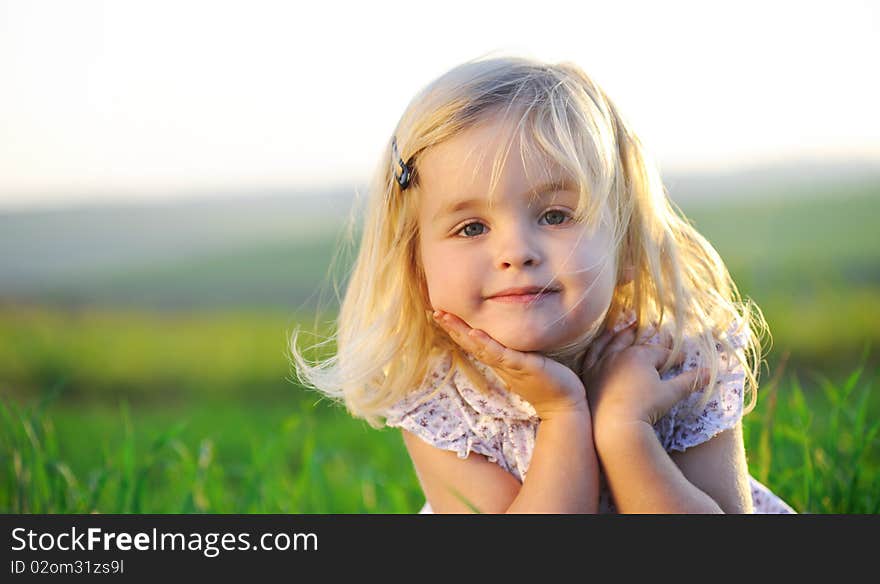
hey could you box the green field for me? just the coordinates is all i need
[1,184,879,513]
[2,353,877,513]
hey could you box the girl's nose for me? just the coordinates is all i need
[494,223,543,270]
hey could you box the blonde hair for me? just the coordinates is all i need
[289,54,769,428]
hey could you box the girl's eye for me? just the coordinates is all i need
[454,209,572,238]
[542,209,570,226]
[458,222,487,237]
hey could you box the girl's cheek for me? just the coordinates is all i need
[567,247,610,279]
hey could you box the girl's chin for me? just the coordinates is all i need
[488,330,559,353]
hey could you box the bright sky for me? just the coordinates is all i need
[1,0,878,209]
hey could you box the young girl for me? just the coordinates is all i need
[290,55,795,513]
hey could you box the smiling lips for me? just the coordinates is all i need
[486,286,560,304]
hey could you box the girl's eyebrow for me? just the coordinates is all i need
[432,179,576,222]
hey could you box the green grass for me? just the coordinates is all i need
[740,350,880,513]
[0,394,423,514]
[2,353,877,513]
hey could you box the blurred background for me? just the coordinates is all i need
[1,0,878,513]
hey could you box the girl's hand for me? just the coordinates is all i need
[580,321,710,429]
[432,310,588,420]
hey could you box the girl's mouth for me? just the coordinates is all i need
[487,291,559,304]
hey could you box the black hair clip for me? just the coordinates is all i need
[391,136,413,190]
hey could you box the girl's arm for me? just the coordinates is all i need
[594,419,752,513]
[400,310,600,513]
[402,403,597,514]
[584,323,753,513]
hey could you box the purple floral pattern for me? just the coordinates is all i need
[385,312,796,514]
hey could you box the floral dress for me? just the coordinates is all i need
[384,311,796,514]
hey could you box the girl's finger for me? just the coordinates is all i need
[641,344,689,371]
[654,343,687,367]
[583,330,612,370]
[660,328,674,349]
[466,328,529,372]
[600,323,640,359]
[635,324,663,345]
[662,367,712,403]
[433,311,473,343]
[584,321,635,369]
[647,325,676,351]
[434,311,527,372]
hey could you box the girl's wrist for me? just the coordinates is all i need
[593,416,654,454]
[537,397,591,422]
[592,401,651,433]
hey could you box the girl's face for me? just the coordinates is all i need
[417,113,619,353]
